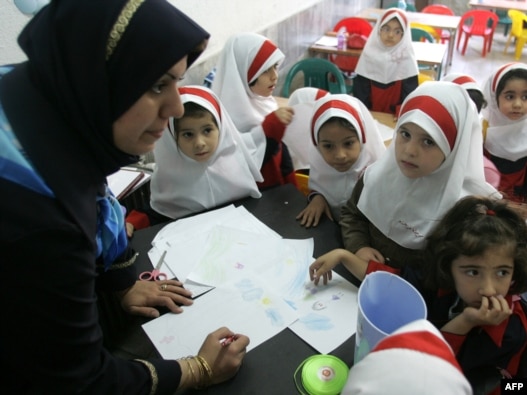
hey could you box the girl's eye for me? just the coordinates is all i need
[399,130,410,139]
[181,131,193,139]
[497,269,511,277]
[423,139,436,147]
[321,143,333,150]
[465,269,478,276]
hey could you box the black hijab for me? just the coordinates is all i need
[0,0,209,239]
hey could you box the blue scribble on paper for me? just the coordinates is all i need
[265,308,284,326]
[299,313,334,330]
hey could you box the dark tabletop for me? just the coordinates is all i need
[130,184,358,395]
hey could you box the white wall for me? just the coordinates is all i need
[0,0,323,65]
[170,0,323,63]
[0,0,31,64]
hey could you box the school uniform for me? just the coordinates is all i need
[211,32,296,189]
[366,261,527,393]
[149,86,262,221]
[341,82,499,266]
[354,8,419,114]
[343,319,472,395]
[308,94,386,220]
[482,63,527,202]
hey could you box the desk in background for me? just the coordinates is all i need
[469,0,527,12]
[309,37,447,79]
[355,7,460,72]
[131,184,357,395]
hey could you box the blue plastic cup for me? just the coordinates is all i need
[354,271,427,364]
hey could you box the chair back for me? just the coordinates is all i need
[508,9,527,38]
[410,22,440,42]
[386,2,416,11]
[421,4,454,16]
[330,17,372,74]
[411,27,435,43]
[281,58,347,97]
[460,10,498,35]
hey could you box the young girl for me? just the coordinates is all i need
[126,85,263,228]
[311,196,527,392]
[340,81,499,269]
[482,62,527,202]
[296,94,386,228]
[442,72,500,189]
[353,7,419,115]
[211,32,297,189]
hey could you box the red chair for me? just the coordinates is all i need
[329,17,373,75]
[421,4,455,44]
[456,10,499,57]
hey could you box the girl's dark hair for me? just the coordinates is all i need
[171,101,217,139]
[423,196,527,294]
[495,68,527,105]
[467,89,486,113]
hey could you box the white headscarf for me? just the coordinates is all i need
[342,319,473,395]
[284,87,330,169]
[355,8,419,85]
[358,82,500,249]
[441,72,482,93]
[310,94,386,219]
[482,62,527,162]
[150,86,263,220]
[211,33,285,164]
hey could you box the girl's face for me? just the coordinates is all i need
[394,122,445,179]
[451,246,514,309]
[497,77,527,121]
[113,57,187,155]
[250,64,279,97]
[317,121,361,172]
[379,18,404,47]
[176,111,220,162]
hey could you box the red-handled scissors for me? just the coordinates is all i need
[139,250,168,281]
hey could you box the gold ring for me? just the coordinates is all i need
[160,284,168,291]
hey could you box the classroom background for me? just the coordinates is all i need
[0,0,480,94]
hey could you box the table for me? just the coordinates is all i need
[130,184,357,394]
[469,0,527,12]
[355,7,461,71]
[309,37,447,79]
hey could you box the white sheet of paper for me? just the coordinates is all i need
[186,225,309,287]
[314,35,338,47]
[289,272,359,354]
[142,277,299,359]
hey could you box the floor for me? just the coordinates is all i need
[445,24,522,87]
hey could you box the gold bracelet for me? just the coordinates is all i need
[195,355,213,388]
[180,357,195,388]
[134,359,158,395]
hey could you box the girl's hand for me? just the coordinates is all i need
[119,279,194,318]
[462,295,512,327]
[275,106,294,125]
[296,195,333,228]
[309,249,348,285]
[355,247,385,264]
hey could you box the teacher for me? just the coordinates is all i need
[0,0,249,393]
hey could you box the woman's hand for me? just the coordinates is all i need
[197,327,250,385]
[119,279,193,318]
[296,195,333,228]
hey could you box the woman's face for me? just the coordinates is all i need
[112,56,187,155]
